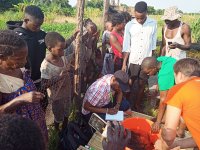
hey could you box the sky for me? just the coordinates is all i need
[68,0,200,13]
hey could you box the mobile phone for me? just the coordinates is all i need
[168,42,172,45]
[89,113,107,134]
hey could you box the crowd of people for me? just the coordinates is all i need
[0,1,200,150]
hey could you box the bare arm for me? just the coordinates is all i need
[179,23,191,50]
[0,92,44,114]
[114,87,123,110]
[83,101,117,115]
[161,105,181,149]
[152,91,168,133]
[110,34,122,53]
[122,52,130,71]
[65,30,79,48]
[160,27,166,56]
[152,22,157,56]
[171,137,197,149]
[40,77,63,90]
[169,24,191,51]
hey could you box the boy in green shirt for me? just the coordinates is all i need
[141,56,177,133]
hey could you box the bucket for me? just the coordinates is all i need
[122,117,160,150]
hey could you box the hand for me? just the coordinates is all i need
[73,30,80,39]
[168,42,179,49]
[114,103,120,110]
[121,64,127,72]
[151,121,161,133]
[17,91,45,103]
[107,108,118,115]
[93,30,100,40]
[154,139,162,150]
[102,121,131,150]
[59,70,68,78]
[171,146,181,150]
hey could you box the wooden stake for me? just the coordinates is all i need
[74,0,85,98]
[103,0,110,30]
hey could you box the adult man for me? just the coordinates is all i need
[122,1,157,110]
[155,58,200,149]
[82,70,131,121]
[160,6,191,59]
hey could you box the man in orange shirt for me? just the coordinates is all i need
[155,58,200,149]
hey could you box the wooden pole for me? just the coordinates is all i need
[117,0,120,6]
[74,0,85,99]
[103,0,109,30]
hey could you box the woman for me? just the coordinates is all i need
[0,30,48,143]
[110,13,125,71]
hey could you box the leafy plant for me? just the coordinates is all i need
[42,23,76,38]
[191,17,200,43]
[0,0,23,12]
[12,0,37,12]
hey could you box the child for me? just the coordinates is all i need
[101,21,115,75]
[14,5,46,81]
[102,21,113,56]
[14,5,48,110]
[40,32,72,131]
[0,30,48,142]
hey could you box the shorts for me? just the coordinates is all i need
[129,63,149,81]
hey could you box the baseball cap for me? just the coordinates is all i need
[114,70,130,92]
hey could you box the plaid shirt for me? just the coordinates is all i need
[82,74,113,115]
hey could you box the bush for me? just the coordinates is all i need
[0,0,23,12]
[0,11,23,30]
[191,17,200,43]
[84,7,102,18]
[42,23,76,38]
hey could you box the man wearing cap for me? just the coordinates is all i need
[160,6,191,60]
[122,1,157,111]
[82,70,131,121]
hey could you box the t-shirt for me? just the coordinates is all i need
[102,30,112,53]
[14,27,46,81]
[40,56,71,101]
[165,77,200,148]
[157,56,176,91]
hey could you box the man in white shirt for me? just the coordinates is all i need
[122,1,157,111]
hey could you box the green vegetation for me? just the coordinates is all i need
[42,23,76,38]
[191,17,200,43]
[0,1,200,149]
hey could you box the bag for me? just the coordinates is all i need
[60,114,94,150]
[6,21,23,30]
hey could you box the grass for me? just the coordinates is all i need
[0,10,200,149]
[42,23,76,38]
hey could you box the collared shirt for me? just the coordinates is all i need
[82,74,113,115]
[122,17,157,65]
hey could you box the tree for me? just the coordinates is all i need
[0,0,23,12]
[156,9,164,15]
[86,0,103,10]
[147,6,156,15]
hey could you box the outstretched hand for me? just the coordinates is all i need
[102,121,131,150]
[16,91,45,103]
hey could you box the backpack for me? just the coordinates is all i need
[59,114,94,150]
[6,21,23,30]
